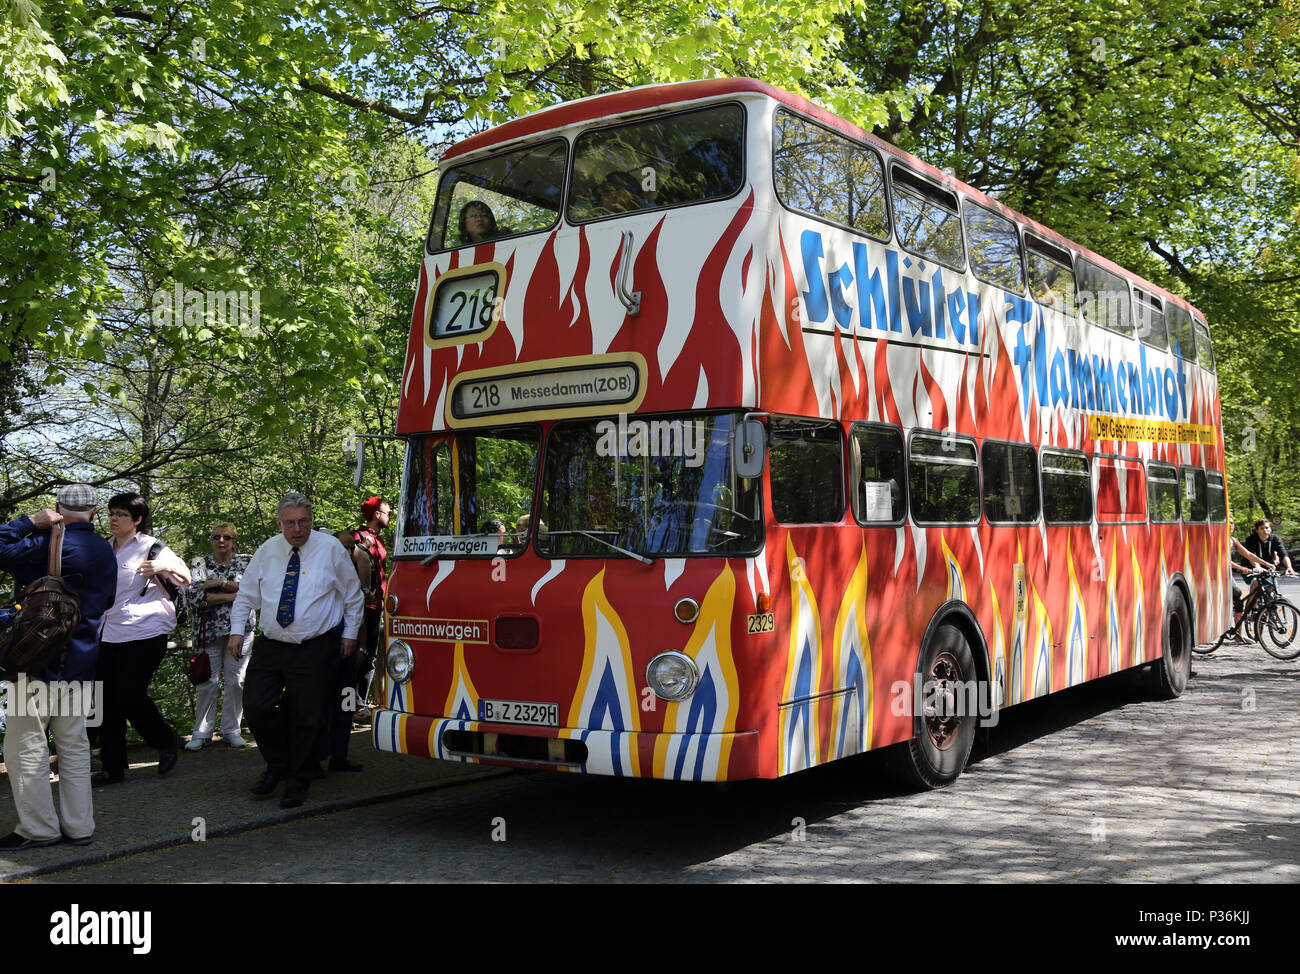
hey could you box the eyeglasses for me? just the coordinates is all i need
[211,534,234,541]
[108,511,132,519]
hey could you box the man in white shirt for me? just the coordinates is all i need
[228,492,363,808]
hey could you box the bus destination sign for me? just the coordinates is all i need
[450,361,641,420]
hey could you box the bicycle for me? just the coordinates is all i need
[1199,569,1300,660]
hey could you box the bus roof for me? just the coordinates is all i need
[441,78,1205,323]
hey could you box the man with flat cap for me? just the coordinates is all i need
[229,491,363,808]
[0,484,116,849]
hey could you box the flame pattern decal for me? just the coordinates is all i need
[1107,534,1122,674]
[568,570,641,776]
[829,542,874,758]
[1030,586,1053,699]
[1132,546,1146,665]
[433,644,481,761]
[1066,537,1088,686]
[942,533,966,604]
[988,580,1007,709]
[653,565,741,780]
[779,537,825,775]
[1007,541,1027,705]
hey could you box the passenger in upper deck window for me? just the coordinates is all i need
[459,200,498,243]
[596,171,641,214]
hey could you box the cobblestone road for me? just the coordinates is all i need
[32,639,1300,883]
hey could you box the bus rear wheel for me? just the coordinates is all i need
[1152,588,1192,699]
[892,623,977,789]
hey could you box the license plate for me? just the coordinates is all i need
[478,698,560,727]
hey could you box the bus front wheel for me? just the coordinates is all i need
[1152,587,1193,699]
[891,623,977,789]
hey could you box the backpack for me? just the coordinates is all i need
[141,540,189,630]
[352,529,383,603]
[0,524,82,680]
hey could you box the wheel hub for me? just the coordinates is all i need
[924,650,963,751]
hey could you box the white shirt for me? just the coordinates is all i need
[101,532,189,643]
[230,531,363,643]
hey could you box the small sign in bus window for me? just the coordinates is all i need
[429,269,501,340]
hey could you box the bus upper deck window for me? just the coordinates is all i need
[567,104,745,224]
[773,111,889,240]
[1134,290,1169,350]
[890,166,964,270]
[1166,305,1197,364]
[1193,316,1215,373]
[963,203,1024,292]
[427,139,568,252]
[1026,235,1077,317]
[1076,258,1133,337]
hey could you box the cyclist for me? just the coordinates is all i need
[1244,519,1298,578]
[1229,516,1271,636]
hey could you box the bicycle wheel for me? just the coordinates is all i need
[1193,633,1223,655]
[1259,599,1300,661]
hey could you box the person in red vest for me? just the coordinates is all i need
[352,497,389,714]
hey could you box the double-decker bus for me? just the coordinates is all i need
[372,78,1226,786]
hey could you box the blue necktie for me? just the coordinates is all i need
[276,547,300,628]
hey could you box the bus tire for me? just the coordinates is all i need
[891,623,977,789]
[1152,587,1193,699]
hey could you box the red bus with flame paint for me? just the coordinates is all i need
[372,79,1226,786]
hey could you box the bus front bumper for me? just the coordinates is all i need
[371,709,760,781]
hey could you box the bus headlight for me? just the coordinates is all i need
[646,652,698,701]
[386,639,414,684]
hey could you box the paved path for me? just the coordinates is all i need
[17,640,1299,883]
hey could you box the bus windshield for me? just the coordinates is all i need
[536,412,761,559]
[397,426,540,558]
[428,139,568,251]
[566,103,745,223]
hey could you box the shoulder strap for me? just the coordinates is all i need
[140,540,165,596]
[47,523,66,578]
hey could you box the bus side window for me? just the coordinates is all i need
[772,110,889,240]
[1166,306,1197,363]
[769,419,844,524]
[1206,470,1227,523]
[890,166,964,270]
[1041,450,1091,525]
[1147,462,1180,524]
[1181,466,1208,523]
[963,203,1024,293]
[1025,234,1077,317]
[1193,316,1216,373]
[1076,258,1133,336]
[850,424,905,524]
[908,433,979,526]
[981,440,1039,524]
[1134,290,1169,349]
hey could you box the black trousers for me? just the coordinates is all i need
[244,626,340,787]
[357,606,382,697]
[97,634,177,777]
[315,649,358,763]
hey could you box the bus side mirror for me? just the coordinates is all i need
[352,439,366,489]
[733,418,766,479]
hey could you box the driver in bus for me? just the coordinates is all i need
[459,200,498,243]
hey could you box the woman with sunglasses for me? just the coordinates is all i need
[184,522,255,750]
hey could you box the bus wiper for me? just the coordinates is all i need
[545,529,653,565]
